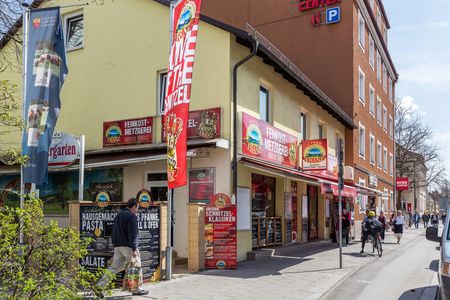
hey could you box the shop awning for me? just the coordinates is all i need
[320,180,357,198]
[355,184,389,197]
[239,156,319,186]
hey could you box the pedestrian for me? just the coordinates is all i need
[422,212,430,228]
[378,211,386,242]
[442,211,447,225]
[412,210,421,229]
[97,198,149,297]
[404,212,411,229]
[431,212,439,226]
[393,211,405,244]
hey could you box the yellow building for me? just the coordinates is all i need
[0,0,356,267]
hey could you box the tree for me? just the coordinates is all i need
[0,197,112,299]
[395,98,446,210]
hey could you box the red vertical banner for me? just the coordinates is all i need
[164,0,202,189]
[204,193,237,269]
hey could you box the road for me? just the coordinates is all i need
[322,227,440,300]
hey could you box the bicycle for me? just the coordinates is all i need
[367,229,383,257]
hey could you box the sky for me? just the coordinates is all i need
[383,0,450,176]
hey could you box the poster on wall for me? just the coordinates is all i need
[189,168,215,204]
[103,117,153,147]
[284,192,292,219]
[204,193,237,269]
[79,203,160,282]
[301,139,328,171]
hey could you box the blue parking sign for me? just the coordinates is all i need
[326,7,340,24]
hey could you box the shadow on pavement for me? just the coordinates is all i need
[397,286,438,300]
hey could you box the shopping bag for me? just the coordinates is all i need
[124,259,141,293]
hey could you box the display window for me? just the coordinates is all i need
[251,174,276,218]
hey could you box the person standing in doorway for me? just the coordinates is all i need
[378,211,387,242]
[412,210,421,229]
[393,211,405,244]
[97,198,149,296]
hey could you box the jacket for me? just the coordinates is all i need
[112,208,139,251]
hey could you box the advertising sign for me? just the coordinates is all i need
[79,203,160,282]
[204,193,237,269]
[302,139,328,171]
[103,117,153,147]
[242,112,298,168]
[396,177,409,191]
[369,174,378,187]
[162,107,221,141]
[164,0,202,189]
[22,7,68,185]
[299,0,341,12]
[48,132,80,168]
[189,168,215,204]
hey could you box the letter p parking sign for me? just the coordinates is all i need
[326,7,340,24]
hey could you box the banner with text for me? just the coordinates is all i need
[103,117,153,146]
[241,112,298,168]
[164,0,202,189]
[22,7,68,185]
[396,177,409,191]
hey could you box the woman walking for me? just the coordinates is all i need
[378,211,387,242]
[393,211,405,244]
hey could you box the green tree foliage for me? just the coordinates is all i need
[0,197,113,299]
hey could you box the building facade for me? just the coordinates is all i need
[0,0,355,267]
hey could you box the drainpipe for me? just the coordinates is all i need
[232,40,258,201]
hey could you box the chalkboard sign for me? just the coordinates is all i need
[275,218,282,244]
[252,218,259,248]
[79,203,160,282]
[285,219,293,244]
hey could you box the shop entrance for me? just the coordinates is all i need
[307,185,318,240]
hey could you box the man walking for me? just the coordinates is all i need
[98,198,149,296]
[422,212,430,228]
[412,210,421,229]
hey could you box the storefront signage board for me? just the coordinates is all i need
[204,193,237,269]
[79,203,160,282]
[302,139,328,171]
[189,168,215,204]
[48,131,80,168]
[396,177,409,191]
[103,117,153,147]
[241,112,298,168]
[299,0,341,12]
[162,107,221,141]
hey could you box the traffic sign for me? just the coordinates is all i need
[326,7,340,24]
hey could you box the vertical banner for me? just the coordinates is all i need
[164,0,202,189]
[22,8,68,185]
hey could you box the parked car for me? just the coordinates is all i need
[426,209,450,300]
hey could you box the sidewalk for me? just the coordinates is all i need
[107,227,425,300]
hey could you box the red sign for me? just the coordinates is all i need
[204,193,237,269]
[189,168,215,204]
[302,139,328,171]
[396,177,409,191]
[162,107,221,141]
[103,117,153,147]
[164,0,202,189]
[299,0,341,12]
[242,112,298,168]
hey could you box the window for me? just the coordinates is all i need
[390,153,394,176]
[158,71,168,115]
[358,194,368,213]
[377,9,382,29]
[370,0,374,10]
[358,68,365,103]
[369,34,375,68]
[259,86,270,122]
[383,105,387,131]
[65,13,84,51]
[358,11,365,50]
[377,97,382,125]
[377,141,382,169]
[383,64,387,91]
[146,172,168,202]
[389,115,393,138]
[383,147,388,172]
[389,78,393,101]
[300,112,307,141]
[376,51,381,80]
[384,27,388,44]
[369,84,375,116]
[359,123,366,159]
[370,134,375,165]
[318,123,324,139]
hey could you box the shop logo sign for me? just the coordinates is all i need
[216,260,227,269]
[48,131,80,168]
[105,124,122,144]
[33,17,41,29]
[302,139,328,171]
[176,1,196,35]
[95,190,111,208]
[137,189,152,208]
[246,123,263,155]
[304,144,326,162]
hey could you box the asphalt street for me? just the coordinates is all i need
[322,226,440,300]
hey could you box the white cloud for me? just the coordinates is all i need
[400,61,450,87]
[396,20,450,32]
[398,95,420,111]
